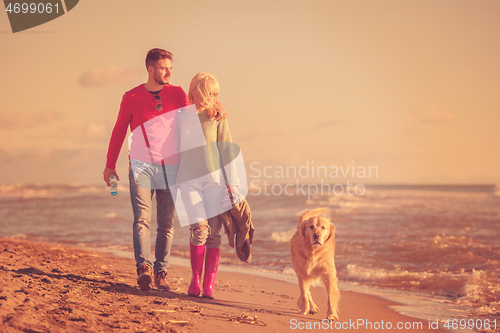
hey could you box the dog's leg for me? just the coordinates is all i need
[297,277,311,315]
[324,273,339,321]
[307,288,319,314]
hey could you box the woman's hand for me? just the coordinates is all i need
[214,101,227,120]
[228,185,239,194]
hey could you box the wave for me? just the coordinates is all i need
[345,264,500,316]
[271,230,295,243]
[104,212,128,222]
[0,183,107,199]
[457,269,500,315]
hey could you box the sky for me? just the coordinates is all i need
[0,0,499,185]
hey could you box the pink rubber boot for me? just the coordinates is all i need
[187,243,205,296]
[202,248,221,299]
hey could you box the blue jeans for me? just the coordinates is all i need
[129,160,178,273]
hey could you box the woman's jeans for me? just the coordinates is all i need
[179,181,226,249]
[129,160,178,273]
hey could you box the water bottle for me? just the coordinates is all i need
[109,175,118,196]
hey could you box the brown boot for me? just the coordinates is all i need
[137,265,153,291]
[154,271,171,291]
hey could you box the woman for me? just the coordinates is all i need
[176,72,238,299]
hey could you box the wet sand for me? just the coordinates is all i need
[0,237,443,332]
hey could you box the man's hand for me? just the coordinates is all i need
[214,101,227,120]
[103,167,119,187]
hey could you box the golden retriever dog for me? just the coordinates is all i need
[290,207,339,321]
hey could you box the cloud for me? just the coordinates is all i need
[55,121,111,143]
[0,111,61,129]
[0,147,108,184]
[235,123,290,141]
[316,117,349,129]
[407,108,455,124]
[402,126,426,138]
[87,122,108,138]
[403,108,455,138]
[258,123,290,135]
[78,66,143,87]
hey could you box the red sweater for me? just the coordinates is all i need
[106,84,189,169]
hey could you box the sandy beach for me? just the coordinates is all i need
[0,237,447,333]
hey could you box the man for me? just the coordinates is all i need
[103,48,189,291]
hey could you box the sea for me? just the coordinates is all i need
[1,183,499,331]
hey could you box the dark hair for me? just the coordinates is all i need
[145,48,173,69]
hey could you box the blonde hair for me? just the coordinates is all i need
[188,72,220,120]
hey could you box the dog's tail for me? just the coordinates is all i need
[297,207,329,229]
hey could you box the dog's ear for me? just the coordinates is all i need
[301,221,307,238]
[326,223,335,242]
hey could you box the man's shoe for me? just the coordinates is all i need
[154,271,171,291]
[137,265,153,291]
